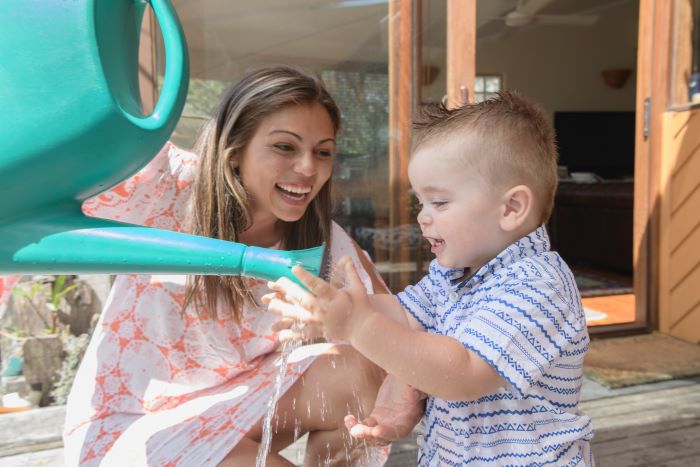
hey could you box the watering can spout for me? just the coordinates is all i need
[0,211,324,284]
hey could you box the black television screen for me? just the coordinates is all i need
[554,111,635,180]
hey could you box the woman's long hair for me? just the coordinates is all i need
[185,66,341,320]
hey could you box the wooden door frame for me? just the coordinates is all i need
[612,0,673,335]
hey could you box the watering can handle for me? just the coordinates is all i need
[123,0,188,131]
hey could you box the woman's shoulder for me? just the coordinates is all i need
[82,142,199,229]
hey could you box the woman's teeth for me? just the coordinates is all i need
[276,183,310,200]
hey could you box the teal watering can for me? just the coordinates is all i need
[0,0,324,283]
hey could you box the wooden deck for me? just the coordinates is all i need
[1,380,698,466]
[384,381,700,466]
[583,383,700,466]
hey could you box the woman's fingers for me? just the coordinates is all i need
[260,291,282,305]
[272,319,325,343]
[266,297,314,322]
[271,318,294,332]
[267,276,320,312]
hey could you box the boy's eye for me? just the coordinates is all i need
[432,201,447,207]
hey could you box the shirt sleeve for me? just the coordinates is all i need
[396,274,436,332]
[328,222,376,294]
[456,277,580,397]
[81,142,196,233]
[0,275,21,316]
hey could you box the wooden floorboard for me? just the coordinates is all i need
[382,383,700,466]
[1,383,698,466]
[581,384,700,466]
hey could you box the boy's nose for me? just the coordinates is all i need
[417,210,431,226]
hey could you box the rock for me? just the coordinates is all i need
[22,336,63,406]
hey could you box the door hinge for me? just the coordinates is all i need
[643,97,651,139]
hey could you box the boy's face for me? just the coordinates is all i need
[408,138,510,271]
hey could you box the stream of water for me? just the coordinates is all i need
[256,337,301,466]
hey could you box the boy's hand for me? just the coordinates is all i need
[264,256,373,342]
[344,374,425,445]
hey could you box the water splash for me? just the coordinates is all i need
[255,331,302,466]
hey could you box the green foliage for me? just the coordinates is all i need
[47,275,79,314]
[11,275,78,334]
[11,280,51,331]
[322,70,389,157]
[183,78,230,118]
[6,275,95,406]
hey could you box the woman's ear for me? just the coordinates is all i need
[500,185,534,232]
[229,152,239,172]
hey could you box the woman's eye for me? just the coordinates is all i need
[316,148,333,158]
[274,143,294,152]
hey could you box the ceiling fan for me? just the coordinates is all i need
[325,0,386,9]
[503,0,599,28]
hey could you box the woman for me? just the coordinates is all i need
[63,66,396,466]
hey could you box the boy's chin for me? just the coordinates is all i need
[435,257,463,269]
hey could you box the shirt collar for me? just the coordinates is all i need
[431,225,551,290]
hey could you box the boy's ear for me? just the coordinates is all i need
[500,185,534,232]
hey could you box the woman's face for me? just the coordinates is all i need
[234,103,335,228]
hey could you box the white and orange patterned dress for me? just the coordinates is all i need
[59,143,384,466]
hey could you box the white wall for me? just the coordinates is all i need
[422,0,639,115]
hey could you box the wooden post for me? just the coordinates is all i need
[139,6,158,115]
[446,0,476,108]
[388,0,421,291]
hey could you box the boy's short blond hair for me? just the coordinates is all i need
[412,91,558,224]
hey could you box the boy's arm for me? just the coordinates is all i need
[351,303,504,401]
[346,289,427,443]
[330,248,428,442]
[267,259,505,401]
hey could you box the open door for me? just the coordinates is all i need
[447,0,656,334]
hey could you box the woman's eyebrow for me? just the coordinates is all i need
[268,130,334,145]
[269,130,302,140]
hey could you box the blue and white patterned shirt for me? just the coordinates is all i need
[397,226,594,466]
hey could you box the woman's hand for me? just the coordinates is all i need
[271,319,326,344]
[263,256,373,342]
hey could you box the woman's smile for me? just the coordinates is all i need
[275,182,313,204]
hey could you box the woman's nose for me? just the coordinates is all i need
[294,151,317,176]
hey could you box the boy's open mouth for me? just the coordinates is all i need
[426,237,444,248]
[276,183,311,201]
